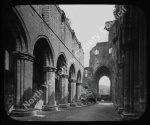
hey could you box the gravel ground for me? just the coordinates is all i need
[11,101,122,121]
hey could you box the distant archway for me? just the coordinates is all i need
[94,66,112,101]
[99,76,110,96]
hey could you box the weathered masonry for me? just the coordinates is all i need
[83,42,116,101]
[105,5,147,120]
[4,5,84,116]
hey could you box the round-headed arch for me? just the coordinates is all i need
[32,35,55,60]
[4,8,30,52]
[94,65,112,93]
[69,63,76,79]
[77,69,82,83]
[33,36,54,66]
[56,52,68,74]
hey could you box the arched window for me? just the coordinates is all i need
[109,48,112,54]
[94,49,99,55]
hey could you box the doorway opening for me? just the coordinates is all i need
[99,76,110,101]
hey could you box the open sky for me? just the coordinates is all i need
[99,76,110,86]
[59,5,115,67]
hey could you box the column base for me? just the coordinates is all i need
[117,107,124,114]
[76,101,82,106]
[113,103,119,110]
[42,105,57,111]
[70,102,77,107]
[121,111,140,121]
[58,104,69,109]
[9,108,39,117]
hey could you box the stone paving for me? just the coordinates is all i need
[11,101,122,121]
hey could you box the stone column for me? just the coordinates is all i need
[13,51,34,109]
[43,66,56,108]
[69,79,76,103]
[115,77,118,106]
[138,10,145,113]
[117,73,120,107]
[133,44,139,112]
[76,82,82,101]
[76,83,79,101]
[121,41,140,120]
[63,74,69,104]
[143,20,147,114]
[59,74,69,104]
[118,62,124,113]
[129,48,134,113]
[123,43,130,113]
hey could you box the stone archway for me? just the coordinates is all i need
[94,66,112,101]
[4,8,32,113]
[55,53,68,105]
[99,76,111,100]
[68,64,76,103]
[33,38,54,107]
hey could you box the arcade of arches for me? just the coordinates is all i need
[4,5,84,115]
[3,5,147,120]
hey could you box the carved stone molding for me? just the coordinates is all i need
[76,82,82,85]
[43,66,57,72]
[13,51,34,62]
[60,74,69,78]
[68,78,77,83]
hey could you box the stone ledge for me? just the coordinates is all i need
[70,103,77,107]
[58,104,69,108]
[42,105,57,111]
[117,107,124,114]
[121,112,140,121]
[9,108,39,117]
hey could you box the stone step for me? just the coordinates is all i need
[121,112,140,121]
[9,108,39,117]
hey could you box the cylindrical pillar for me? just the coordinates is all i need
[43,66,56,106]
[13,51,34,109]
[59,74,69,104]
[118,62,124,108]
[129,48,134,113]
[69,79,76,103]
[138,10,145,113]
[76,82,82,101]
[123,47,130,112]
[133,46,139,112]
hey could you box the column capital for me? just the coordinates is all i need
[43,66,57,72]
[118,62,124,69]
[69,78,77,83]
[60,74,69,78]
[76,82,82,85]
[13,51,34,62]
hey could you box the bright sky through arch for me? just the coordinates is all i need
[99,76,110,87]
[59,5,115,67]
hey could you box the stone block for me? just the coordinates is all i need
[9,108,39,117]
